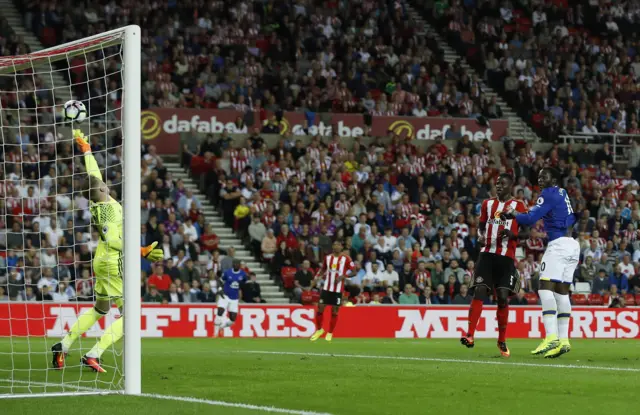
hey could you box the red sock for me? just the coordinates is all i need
[315,309,324,330]
[467,299,484,337]
[329,313,340,333]
[497,305,509,343]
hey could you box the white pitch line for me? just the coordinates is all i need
[240,350,640,373]
[0,379,333,414]
[141,393,333,415]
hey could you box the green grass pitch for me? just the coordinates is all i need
[1,337,639,415]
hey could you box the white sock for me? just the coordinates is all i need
[223,319,234,328]
[554,292,571,342]
[538,289,558,339]
[214,316,224,326]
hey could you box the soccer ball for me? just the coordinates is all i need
[62,100,87,123]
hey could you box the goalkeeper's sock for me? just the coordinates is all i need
[554,292,571,342]
[539,289,558,339]
[315,309,325,330]
[86,317,123,359]
[329,313,340,333]
[61,307,104,353]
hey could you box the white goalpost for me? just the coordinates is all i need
[0,25,141,398]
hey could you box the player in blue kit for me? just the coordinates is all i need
[501,168,579,358]
[215,259,247,335]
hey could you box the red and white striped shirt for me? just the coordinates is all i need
[480,198,528,259]
[400,203,412,218]
[232,157,248,173]
[322,254,355,293]
[334,201,351,216]
[415,270,430,288]
[262,213,276,227]
[252,200,268,213]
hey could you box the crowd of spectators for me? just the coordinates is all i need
[194,127,640,307]
[430,0,640,142]
[20,0,510,121]
[0,129,258,304]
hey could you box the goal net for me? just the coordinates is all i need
[0,26,141,398]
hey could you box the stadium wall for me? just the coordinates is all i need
[1,303,638,339]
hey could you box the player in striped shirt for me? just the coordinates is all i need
[310,240,354,342]
[461,174,528,358]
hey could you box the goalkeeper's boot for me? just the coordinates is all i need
[497,341,510,358]
[82,355,106,373]
[310,329,325,342]
[51,342,66,370]
[531,336,559,356]
[460,334,475,348]
[325,333,333,342]
[544,340,571,359]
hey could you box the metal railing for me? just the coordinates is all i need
[559,132,640,165]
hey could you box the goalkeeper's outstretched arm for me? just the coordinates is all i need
[73,129,110,203]
[73,130,163,262]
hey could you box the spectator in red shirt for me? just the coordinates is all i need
[147,264,172,294]
[277,224,299,250]
[199,224,220,253]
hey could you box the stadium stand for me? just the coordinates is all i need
[426,0,640,141]
[17,0,506,118]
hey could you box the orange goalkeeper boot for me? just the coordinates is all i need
[51,343,66,370]
[82,355,107,373]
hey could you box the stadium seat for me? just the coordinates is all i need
[281,267,297,290]
[623,294,635,306]
[571,294,588,306]
[525,292,539,305]
[574,282,591,294]
[588,294,604,306]
[300,290,314,305]
[311,291,321,304]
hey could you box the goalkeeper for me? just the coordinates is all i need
[52,129,163,373]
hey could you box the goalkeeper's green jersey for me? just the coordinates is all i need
[90,198,123,261]
[83,151,124,261]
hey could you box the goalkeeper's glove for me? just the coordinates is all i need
[73,129,91,154]
[141,241,164,262]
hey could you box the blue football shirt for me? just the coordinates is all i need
[222,269,247,300]
[514,186,577,242]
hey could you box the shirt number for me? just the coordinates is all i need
[561,189,574,214]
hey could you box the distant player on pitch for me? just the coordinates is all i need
[310,240,354,342]
[501,168,579,358]
[214,259,247,336]
[461,173,528,358]
[52,130,163,373]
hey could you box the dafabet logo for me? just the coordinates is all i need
[276,117,364,137]
[141,110,162,140]
[387,120,494,141]
[388,120,414,138]
[139,111,249,141]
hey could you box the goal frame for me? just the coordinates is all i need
[0,25,141,398]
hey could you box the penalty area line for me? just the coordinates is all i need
[240,350,640,373]
[141,393,333,415]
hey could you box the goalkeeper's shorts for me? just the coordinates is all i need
[94,257,123,306]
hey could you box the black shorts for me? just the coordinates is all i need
[319,290,342,306]
[472,252,520,294]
